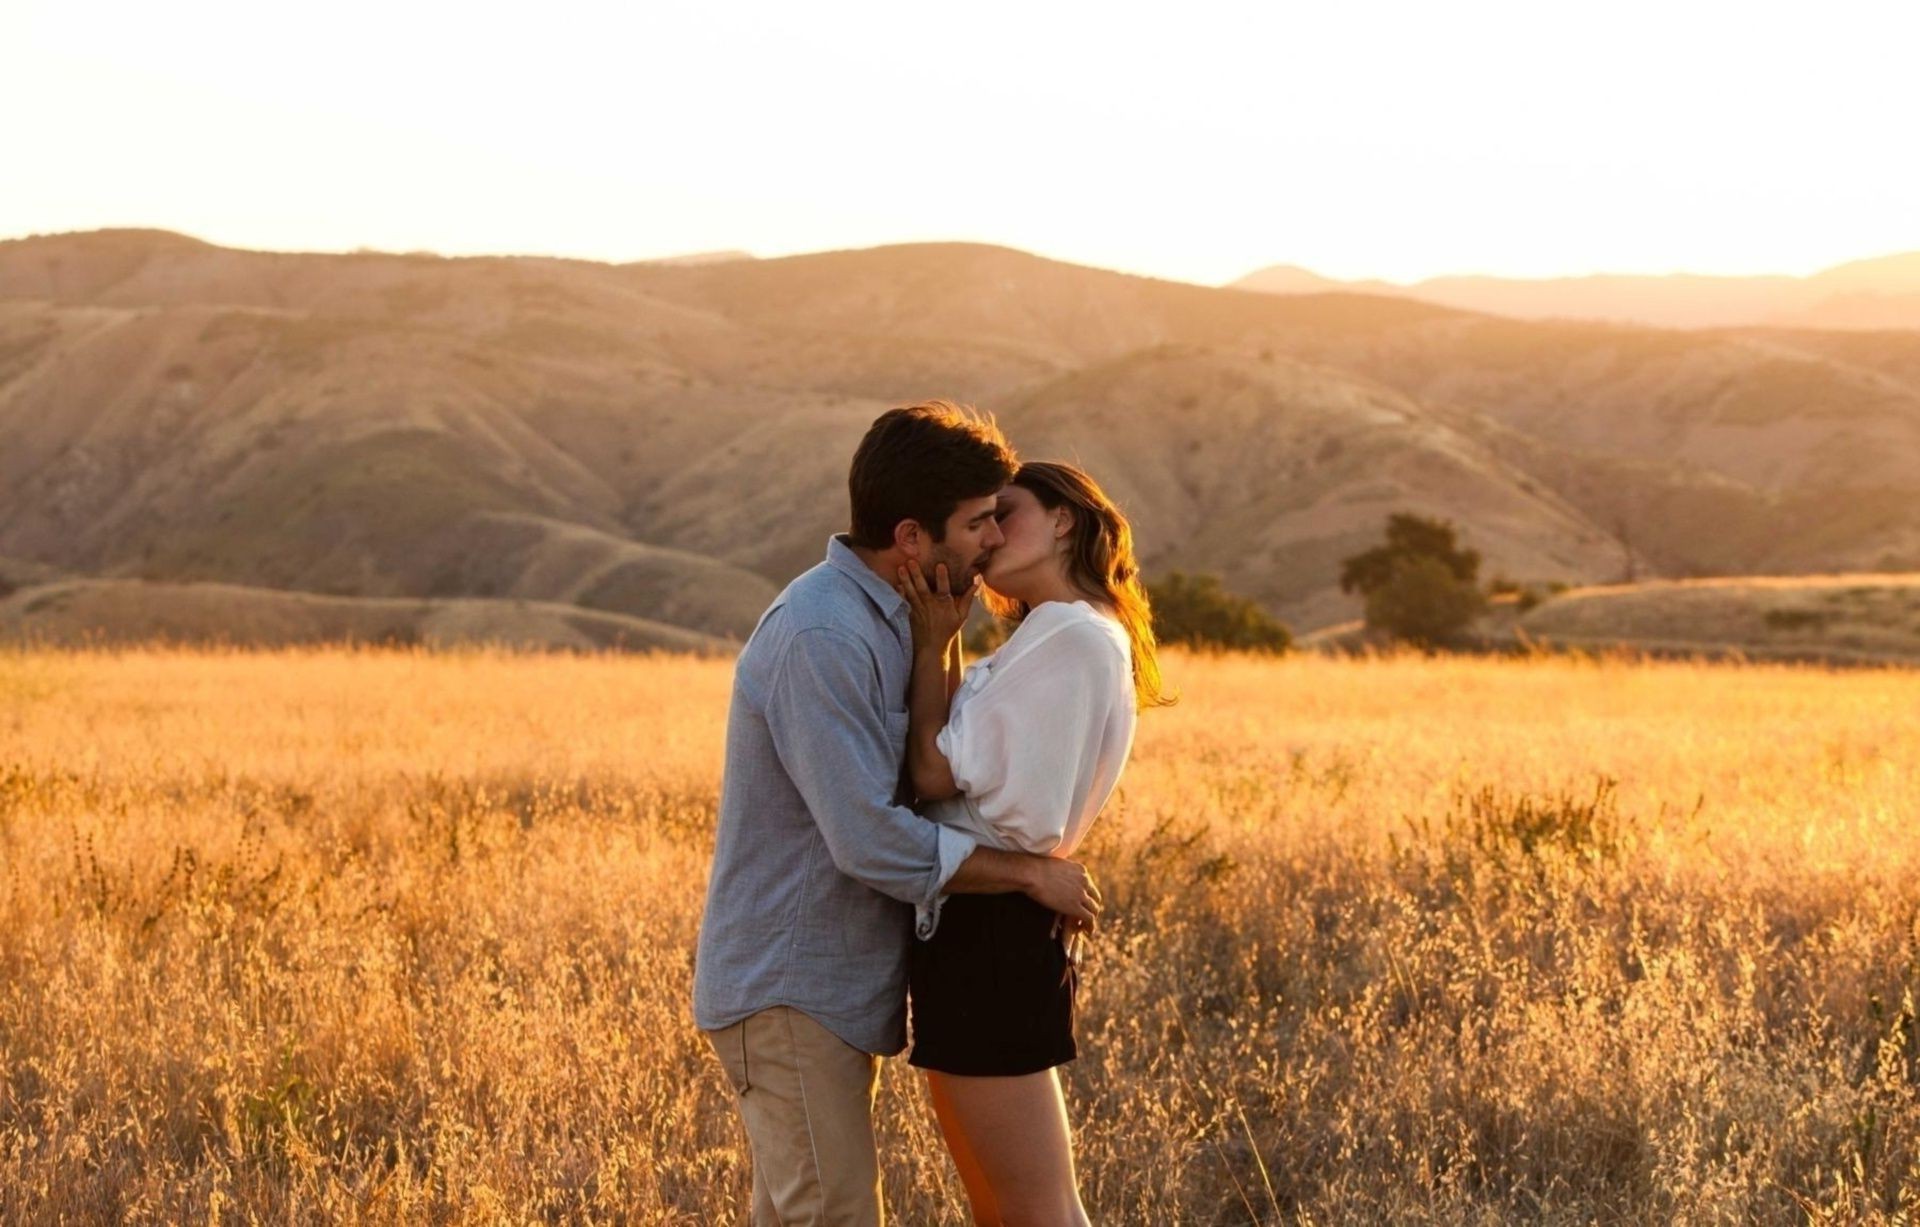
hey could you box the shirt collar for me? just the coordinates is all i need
[826,534,908,620]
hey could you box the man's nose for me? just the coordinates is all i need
[985,520,1006,548]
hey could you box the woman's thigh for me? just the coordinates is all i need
[924,1073,1002,1226]
[924,1068,1087,1226]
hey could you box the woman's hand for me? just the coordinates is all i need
[897,561,977,659]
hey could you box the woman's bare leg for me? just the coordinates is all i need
[925,1072,1003,1226]
[923,1068,1089,1227]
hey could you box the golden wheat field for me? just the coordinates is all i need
[3,644,1920,1224]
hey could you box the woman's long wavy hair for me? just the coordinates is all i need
[982,461,1174,710]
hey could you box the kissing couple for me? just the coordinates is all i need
[693,400,1169,1225]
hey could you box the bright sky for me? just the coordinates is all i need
[5,0,1918,286]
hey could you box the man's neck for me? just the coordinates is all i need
[847,541,908,586]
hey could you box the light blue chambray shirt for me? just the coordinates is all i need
[691,535,978,1055]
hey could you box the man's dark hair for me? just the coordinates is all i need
[847,401,1019,549]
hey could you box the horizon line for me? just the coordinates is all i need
[3,223,1915,290]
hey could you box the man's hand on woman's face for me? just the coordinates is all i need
[897,561,977,656]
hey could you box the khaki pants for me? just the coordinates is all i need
[705,1006,884,1226]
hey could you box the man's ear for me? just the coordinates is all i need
[892,518,924,559]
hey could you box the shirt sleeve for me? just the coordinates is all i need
[764,626,976,908]
[934,620,1130,855]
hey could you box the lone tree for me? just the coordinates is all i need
[1340,512,1488,646]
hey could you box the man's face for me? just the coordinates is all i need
[919,494,1005,593]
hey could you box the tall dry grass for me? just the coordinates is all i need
[2,644,1918,1223]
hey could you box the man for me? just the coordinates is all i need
[692,401,1103,1226]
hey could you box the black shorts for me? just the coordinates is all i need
[907,892,1078,1076]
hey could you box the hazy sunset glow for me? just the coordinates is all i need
[5,0,1918,284]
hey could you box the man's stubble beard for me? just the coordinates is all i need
[925,543,990,593]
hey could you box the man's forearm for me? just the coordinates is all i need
[945,843,1103,923]
[943,844,1040,895]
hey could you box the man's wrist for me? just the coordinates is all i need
[1008,850,1041,894]
[949,845,1045,896]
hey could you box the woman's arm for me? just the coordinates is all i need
[896,562,972,802]
[909,637,960,801]
[946,636,964,701]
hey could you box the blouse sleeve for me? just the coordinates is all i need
[933,619,1131,854]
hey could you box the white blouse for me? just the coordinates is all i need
[916,600,1137,937]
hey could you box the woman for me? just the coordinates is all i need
[893,460,1171,1227]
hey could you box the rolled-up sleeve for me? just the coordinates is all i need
[764,626,975,908]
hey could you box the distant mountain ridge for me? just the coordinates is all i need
[2,227,1918,645]
[1232,252,1920,331]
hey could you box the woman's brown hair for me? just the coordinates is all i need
[982,461,1174,709]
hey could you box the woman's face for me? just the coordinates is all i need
[981,484,1064,593]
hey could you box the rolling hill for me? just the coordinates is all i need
[1232,252,1920,331]
[1516,573,1920,664]
[0,578,726,652]
[3,228,1918,647]
[1296,574,1920,667]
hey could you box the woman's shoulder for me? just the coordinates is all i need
[1003,600,1129,662]
[1015,598,1119,630]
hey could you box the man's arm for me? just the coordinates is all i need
[764,625,1102,924]
[946,844,1102,925]
[763,627,974,909]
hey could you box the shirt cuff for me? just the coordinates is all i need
[915,823,977,941]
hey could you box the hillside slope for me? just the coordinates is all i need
[1232,251,1920,331]
[0,579,727,652]
[4,229,1917,641]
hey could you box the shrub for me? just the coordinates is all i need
[1147,571,1292,653]
[971,573,1291,653]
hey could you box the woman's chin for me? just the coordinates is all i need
[980,574,1019,604]
[980,559,1025,602]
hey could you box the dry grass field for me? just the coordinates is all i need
[3,644,1919,1223]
